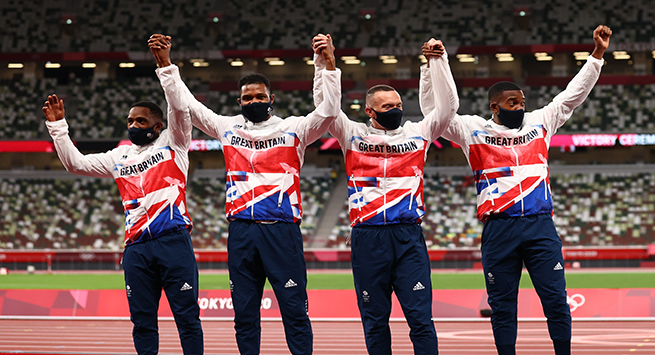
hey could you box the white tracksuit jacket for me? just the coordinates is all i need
[156,64,342,224]
[420,55,604,221]
[46,71,194,246]
[314,52,459,227]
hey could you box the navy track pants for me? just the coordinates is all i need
[122,228,203,355]
[481,214,571,355]
[351,223,438,355]
[228,220,312,355]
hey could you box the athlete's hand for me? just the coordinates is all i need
[42,94,65,122]
[422,38,445,67]
[312,33,336,70]
[591,25,612,59]
[148,34,172,67]
[312,33,328,54]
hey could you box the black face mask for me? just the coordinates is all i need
[372,108,403,130]
[241,102,273,123]
[497,107,524,129]
[128,125,158,146]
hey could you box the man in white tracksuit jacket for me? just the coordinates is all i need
[421,25,612,355]
[149,33,342,355]
[313,35,458,355]
[43,75,202,353]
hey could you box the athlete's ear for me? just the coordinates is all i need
[490,102,499,115]
[154,121,164,134]
[237,98,241,106]
[364,106,376,119]
[269,94,275,105]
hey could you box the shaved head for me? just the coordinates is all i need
[366,85,398,107]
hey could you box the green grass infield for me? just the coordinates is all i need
[1,271,654,290]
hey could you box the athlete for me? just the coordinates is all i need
[312,34,458,355]
[42,87,203,352]
[420,25,613,355]
[148,33,341,355]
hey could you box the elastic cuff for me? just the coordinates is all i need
[495,344,515,355]
[553,339,571,355]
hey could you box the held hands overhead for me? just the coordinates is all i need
[311,34,337,70]
[591,25,612,59]
[421,38,445,67]
[148,34,173,68]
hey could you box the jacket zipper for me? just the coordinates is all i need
[483,172,495,209]
[409,172,420,210]
[383,142,388,224]
[351,175,362,225]
[227,169,235,215]
[278,171,287,207]
[169,183,174,220]
[249,151,256,219]
[139,173,153,237]
[510,146,524,216]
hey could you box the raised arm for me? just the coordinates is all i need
[311,33,333,107]
[149,34,192,150]
[418,39,445,117]
[148,35,227,140]
[542,25,612,132]
[43,95,115,178]
[298,33,342,144]
[311,34,352,144]
[417,39,460,142]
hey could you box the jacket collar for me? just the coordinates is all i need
[243,115,283,130]
[367,122,403,136]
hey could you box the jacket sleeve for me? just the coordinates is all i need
[45,119,116,178]
[312,56,352,149]
[156,64,227,139]
[418,64,436,117]
[312,52,326,107]
[297,67,342,145]
[155,65,192,150]
[540,55,604,134]
[416,52,460,142]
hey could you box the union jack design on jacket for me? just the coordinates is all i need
[314,52,459,227]
[46,72,194,246]
[420,55,604,222]
[157,65,342,223]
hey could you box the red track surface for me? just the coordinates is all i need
[0,319,654,354]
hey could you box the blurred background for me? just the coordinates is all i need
[0,0,654,270]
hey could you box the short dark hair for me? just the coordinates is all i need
[366,84,397,106]
[488,81,522,102]
[131,101,164,121]
[238,73,271,93]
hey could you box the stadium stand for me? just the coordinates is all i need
[1,0,653,51]
[2,80,654,140]
[0,170,333,250]
[325,200,351,250]
[325,168,655,249]
[522,0,655,45]
[457,84,655,133]
[0,177,124,250]
[552,172,655,246]
[0,78,58,140]
[0,77,328,140]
